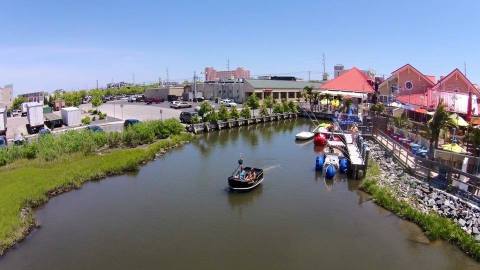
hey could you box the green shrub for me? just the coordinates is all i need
[230,106,239,119]
[81,116,91,125]
[281,99,289,113]
[287,101,298,113]
[191,115,200,124]
[205,111,218,123]
[107,132,122,148]
[273,103,284,114]
[218,105,229,121]
[259,104,269,116]
[240,106,251,118]
[99,112,106,120]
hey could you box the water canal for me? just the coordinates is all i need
[0,119,478,270]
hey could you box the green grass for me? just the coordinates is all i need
[361,161,480,261]
[0,133,193,255]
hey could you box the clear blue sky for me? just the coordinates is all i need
[2,0,480,94]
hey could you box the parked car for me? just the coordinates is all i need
[220,99,237,107]
[180,112,199,124]
[86,125,104,132]
[136,95,145,102]
[171,102,192,109]
[124,119,141,127]
[0,135,7,148]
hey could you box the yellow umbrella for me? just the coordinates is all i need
[449,113,469,127]
[441,143,467,153]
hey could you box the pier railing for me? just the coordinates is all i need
[372,127,480,205]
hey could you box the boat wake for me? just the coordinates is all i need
[263,164,280,172]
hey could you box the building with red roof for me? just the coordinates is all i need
[379,64,479,116]
[320,67,374,101]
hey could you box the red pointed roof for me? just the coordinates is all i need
[431,68,480,95]
[390,64,436,86]
[321,67,374,93]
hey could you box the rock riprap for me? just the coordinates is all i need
[366,140,480,239]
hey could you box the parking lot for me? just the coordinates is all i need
[3,99,245,140]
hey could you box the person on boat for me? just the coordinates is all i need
[239,169,246,181]
[249,170,257,183]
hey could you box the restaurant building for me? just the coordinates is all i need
[320,67,375,102]
[378,64,479,116]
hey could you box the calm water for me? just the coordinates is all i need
[0,120,478,270]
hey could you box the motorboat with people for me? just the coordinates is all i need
[228,157,264,191]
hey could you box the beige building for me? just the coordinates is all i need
[0,84,13,108]
[144,86,186,100]
[189,79,323,103]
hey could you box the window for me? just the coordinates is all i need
[405,81,413,91]
[281,92,287,99]
[288,92,295,98]
[273,92,279,99]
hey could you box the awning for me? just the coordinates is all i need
[321,90,367,99]
[449,113,469,127]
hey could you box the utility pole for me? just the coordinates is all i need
[96,80,98,90]
[132,73,135,85]
[158,77,162,87]
[227,58,230,72]
[166,68,169,85]
[193,71,197,101]
[464,62,467,77]
[308,71,311,81]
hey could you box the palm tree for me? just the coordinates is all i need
[428,103,453,156]
[303,86,313,109]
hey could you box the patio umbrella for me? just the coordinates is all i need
[449,113,469,127]
[441,143,467,153]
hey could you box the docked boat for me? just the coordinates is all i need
[324,154,339,179]
[228,158,264,191]
[295,131,315,140]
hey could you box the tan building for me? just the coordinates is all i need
[0,84,13,108]
[144,86,186,101]
[244,79,323,102]
[189,79,323,103]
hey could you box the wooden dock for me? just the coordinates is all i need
[188,112,298,134]
[322,131,369,179]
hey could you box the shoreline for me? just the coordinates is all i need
[360,142,480,261]
[0,133,194,256]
